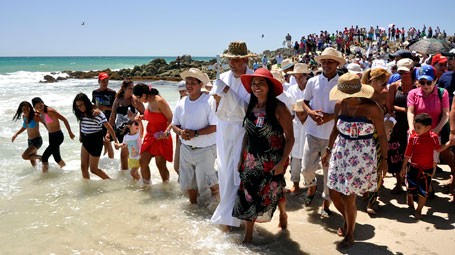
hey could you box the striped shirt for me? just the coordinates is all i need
[80,112,107,134]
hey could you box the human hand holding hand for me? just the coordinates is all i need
[272,162,285,175]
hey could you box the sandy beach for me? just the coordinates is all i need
[1,158,453,255]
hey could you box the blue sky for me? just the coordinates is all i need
[1,0,454,57]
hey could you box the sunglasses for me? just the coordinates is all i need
[418,80,433,86]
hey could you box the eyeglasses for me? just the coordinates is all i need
[448,56,455,61]
[418,80,433,86]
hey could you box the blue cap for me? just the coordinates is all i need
[388,73,401,84]
[417,65,435,82]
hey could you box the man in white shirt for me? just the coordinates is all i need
[301,47,345,217]
[172,68,219,207]
[210,41,255,230]
[286,63,311,194]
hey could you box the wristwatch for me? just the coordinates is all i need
[194,130,199,137]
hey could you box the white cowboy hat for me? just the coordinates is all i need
[329,73,374,101]
[221,41,257,58]
[288,63,312,74]
[180,68,209,85]
[314,47,346,67]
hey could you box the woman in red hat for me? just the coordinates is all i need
[232,68,294,243]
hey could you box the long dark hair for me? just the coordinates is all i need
[73,93,94,121]
[31,97,48,113]
[133,83,160,98]
[243,79,280,127]
[13,101,34,123]
[116,80,134,98]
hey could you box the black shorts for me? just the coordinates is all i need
[28,136,43,149]
[406,166,433,197]
[81,131,103,157]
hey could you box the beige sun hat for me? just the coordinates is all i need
[314,47,346,67]
[271,70,285,84]
[288,63,311,74]
[180,68,209,85]
[396,58,414,72]
[280,58,295,71]
[221,41,257,58]
[292,99,305,112]
[329,73,374,101]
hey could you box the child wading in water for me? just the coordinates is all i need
[12,101,44,169]
[121,119,143,181]
[32,97,75,172]
[73,93,119,180]
[401,113,451,220]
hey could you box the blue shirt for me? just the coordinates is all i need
[438,71,454,103]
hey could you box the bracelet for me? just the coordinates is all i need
[381,156,388,160]
[450,130,455,135]
[326,146,332,153]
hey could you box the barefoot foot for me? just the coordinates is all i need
[278,213,288,230]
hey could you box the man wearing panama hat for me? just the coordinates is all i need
[301,47,346,217]
[172,68,219,207]
[210,41,256,230]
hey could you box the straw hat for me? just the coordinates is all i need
[329,73,374,101]
[180,68,209,85]
[314,47,346,67]
[271,70,285,84]
[292,99,305,112]
[241,68,283,97]
[280,58,295,71]
[369,68,391,82]
[221,41,257,58]
[288,63,311,74]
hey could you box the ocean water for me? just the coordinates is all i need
[0,69,287,254]
[0,56,214,74]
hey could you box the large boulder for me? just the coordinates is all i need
[181,55,192,63]
[42,75,56,83]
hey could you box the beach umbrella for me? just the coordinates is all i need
[409,38,449,55]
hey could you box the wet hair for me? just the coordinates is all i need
[132,83,159,98]
[243,78,279,127]
[414,113,432,127]
[72,93,94,121]
[116,80,134,98]
[31,97,48,113]
[13,101,34,123]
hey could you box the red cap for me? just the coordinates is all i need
[98,72,109,80]
[431,54,448,66]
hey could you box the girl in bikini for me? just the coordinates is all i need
[12,101,44,169]
[32,97,75,172]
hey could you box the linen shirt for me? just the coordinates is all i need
[303,74,339,139]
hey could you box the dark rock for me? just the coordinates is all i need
[56,76,67,81]
[43,75,56,83]
[181,55,192,63]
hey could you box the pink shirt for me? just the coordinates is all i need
[407,87,449,129]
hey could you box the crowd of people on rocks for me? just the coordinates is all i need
[11,35,455,249]
[283,24,451,56]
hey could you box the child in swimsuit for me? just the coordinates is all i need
[121,119,143,181]
[32,97,75,172]
[12,101,43,169]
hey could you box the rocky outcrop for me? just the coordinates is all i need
[62,56,218,82]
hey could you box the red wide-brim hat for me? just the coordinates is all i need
[240,68,283,97]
